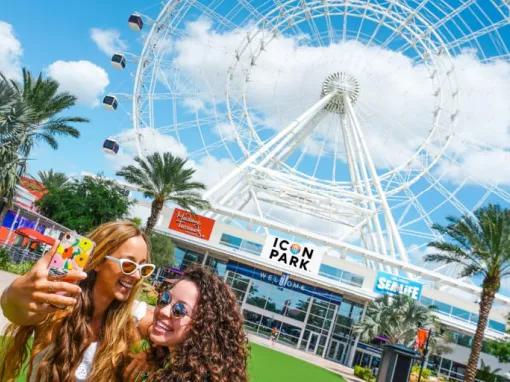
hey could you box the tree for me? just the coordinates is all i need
[487,340,510,363]
[0,73,31,213]
[476,360,502,382]
[37,169,68,190]
[426,204,510,382]
[487,315,510,363]
[149,232,175,268]
[37,175,132,233]
[116,152,210,236]
[11,69,87,156]
[0,69,87,216]
[353,294,436,346]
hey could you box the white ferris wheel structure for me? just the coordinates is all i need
[103,0,510,305]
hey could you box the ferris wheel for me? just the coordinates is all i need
[103,0,510,290]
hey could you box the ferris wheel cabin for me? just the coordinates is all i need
[102,95,118,111]
[102,138,119,155]
[128,14,143,32]
[111,53,126,70]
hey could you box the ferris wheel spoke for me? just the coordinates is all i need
[443,18,508,53]
[192,0,239,30]
[117,0,510,302]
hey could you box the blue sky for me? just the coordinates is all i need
[2,1,510,297]
[0,1,158,178]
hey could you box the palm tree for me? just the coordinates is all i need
[353,294,435,346]
[0,73,31,214]
[426,204,510,382]
[0,69,87,216]
[11,68,87,156]
[37,169,68,190]
[117,152,210,236]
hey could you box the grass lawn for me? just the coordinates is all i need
[2,339,345,382]
[248,342,346,382]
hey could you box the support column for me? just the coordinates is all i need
[347,301,368,367]
[322,302,340,359]
[240,278,253,311]
[297,297,315,349]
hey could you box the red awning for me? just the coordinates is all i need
[15,227,55,246]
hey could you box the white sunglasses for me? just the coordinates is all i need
[105,256,156,278]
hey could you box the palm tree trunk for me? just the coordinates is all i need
[145,199,164,237]
[463,285,497,382]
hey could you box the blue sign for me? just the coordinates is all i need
[227,262,342,304]
[374,271,423,300]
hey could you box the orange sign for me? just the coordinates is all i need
[169,208,215,240]
[415,328,430,353]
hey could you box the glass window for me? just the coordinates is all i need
[220,233,242,249]
[335,314,353,328]
[433,301,451,315]
[173,246,204,269]
[488,320,506,333]
[420,296,434,307]
[320,264,342,280]
[338,301,353,318]
[342,271,364,287]
[452,307,470,321]
[351,304,364,322]
[240,240,263,255]
[205,256,227,277]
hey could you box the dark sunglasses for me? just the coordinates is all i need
[157,290,189,319]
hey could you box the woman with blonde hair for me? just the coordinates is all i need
[0,220,155,381]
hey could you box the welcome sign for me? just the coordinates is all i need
[260,235,324,276]
[374,271,423,300]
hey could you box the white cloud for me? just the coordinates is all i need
[106,128,235,192]
[90,28,127,56]
[191,155,236,189]
[167,18,510,186]
[0,21,22,81]
[438,149,510,186]
[183,97,205,112]
[106,128,189,169]
[46,60,109,107]
[214,122,238,142]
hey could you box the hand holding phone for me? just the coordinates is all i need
[1,242,87,325]
[49,232,95,277]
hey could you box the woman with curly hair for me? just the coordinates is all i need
[0,220,155,381]
[125,264,249,382]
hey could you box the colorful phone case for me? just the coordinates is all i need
[49,232,95,275]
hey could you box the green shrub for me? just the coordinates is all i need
[0,248,9,270]
[412,365,433,379]
[354,365,375,382]
[6,261,34,275]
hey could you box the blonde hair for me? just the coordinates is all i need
[0,220,150,382]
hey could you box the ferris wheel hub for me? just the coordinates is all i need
[321,72,360,114]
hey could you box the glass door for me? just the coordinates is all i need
[327,339,346,363]
[306,331,320,353]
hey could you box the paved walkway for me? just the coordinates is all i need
[0,270,17,331]
[248,334,363,382]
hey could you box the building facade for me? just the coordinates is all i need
[153,207,510,381]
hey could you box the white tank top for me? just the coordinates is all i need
[30,300,148,381]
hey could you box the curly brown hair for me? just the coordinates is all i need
[150,264,249,382]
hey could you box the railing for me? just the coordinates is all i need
[0,241,43,264]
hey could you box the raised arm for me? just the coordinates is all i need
[0,244,86,326]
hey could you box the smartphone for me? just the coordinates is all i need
[48,231,95,277]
